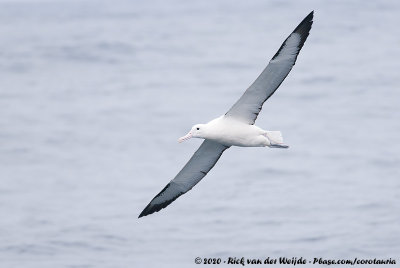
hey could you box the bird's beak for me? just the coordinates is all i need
[178,132,192,143]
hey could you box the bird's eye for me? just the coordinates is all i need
[196,127,200,130]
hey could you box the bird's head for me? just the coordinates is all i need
[178,124,206,143]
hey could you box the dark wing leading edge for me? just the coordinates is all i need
[139,140,229,218]
[225,11,314,125]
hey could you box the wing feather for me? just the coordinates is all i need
[225,11,314,124]
[139,140,229,218]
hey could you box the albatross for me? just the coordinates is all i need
[139,11,314,218]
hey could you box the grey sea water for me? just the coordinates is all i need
[0,0,399,267]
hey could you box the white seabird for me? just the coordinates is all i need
[139,11,314,218]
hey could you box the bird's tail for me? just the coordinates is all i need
[264,131,289,148]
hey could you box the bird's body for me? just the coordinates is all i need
[205,116,269,147]
[193,116,283,148]
[139,11,314,218]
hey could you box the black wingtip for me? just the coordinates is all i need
[138,204,155,218]
[138,201,158,218]
[292,10,314,43]
[138,195,182,218]
[138,205,150,218]
[138,205,151,218]
[138,182,184,218]
[272,11,314,61]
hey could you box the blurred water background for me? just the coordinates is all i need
[0,0,399,267]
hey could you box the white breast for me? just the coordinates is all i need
[204,116,268,147]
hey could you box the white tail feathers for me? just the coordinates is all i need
[264,131,289,148]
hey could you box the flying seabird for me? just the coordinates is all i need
[139,11,314,218]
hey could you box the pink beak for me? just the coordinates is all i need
[178,132,192,143]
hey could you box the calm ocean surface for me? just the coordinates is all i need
[0,0,399,267]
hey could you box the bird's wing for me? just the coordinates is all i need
[225,11,314,125]
[139,140,229,218]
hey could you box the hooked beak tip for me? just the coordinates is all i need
[178,133,192,143]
